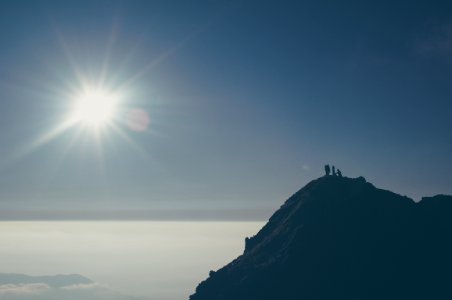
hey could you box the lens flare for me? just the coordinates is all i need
[126,108,150,132]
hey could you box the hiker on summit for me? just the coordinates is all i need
[332,166,336,176]
[324,165,331,176]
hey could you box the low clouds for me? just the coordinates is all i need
[59,282,100,290]
[0,281,146,300]
[415,22,452,57]
[0,283,49,295]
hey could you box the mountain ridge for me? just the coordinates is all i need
[190,175,452,300]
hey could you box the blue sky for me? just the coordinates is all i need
[0,0,451,219]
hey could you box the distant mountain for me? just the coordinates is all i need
[190,176,452,300]
[0,273,144,300]
[0,273,92,287]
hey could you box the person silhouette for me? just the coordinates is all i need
[332,166,336,176]
[337,169,342,177]
[324,164,331,176]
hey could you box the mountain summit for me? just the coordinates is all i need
[190,176,452,300]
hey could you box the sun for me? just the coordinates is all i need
[69,88,118,128]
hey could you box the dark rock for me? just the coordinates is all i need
[190,176,452,300]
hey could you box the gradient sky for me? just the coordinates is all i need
[0,0,451,219]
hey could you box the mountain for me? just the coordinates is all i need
[0,273,93,287]
[189,175,452,300]
[0,273,144,300]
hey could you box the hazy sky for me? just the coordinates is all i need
[0,221,263,299]
[0,0,451,218]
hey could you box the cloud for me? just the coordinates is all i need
[0,283,50,295]
[59,282,101,290]
[0,282,146,300]
[415,22,452,57]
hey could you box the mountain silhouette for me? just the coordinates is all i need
[189,176,452,300]
[0,273,93,287]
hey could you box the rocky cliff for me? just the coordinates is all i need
[190,176,452,300]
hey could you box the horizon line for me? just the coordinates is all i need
[0,208,273,222]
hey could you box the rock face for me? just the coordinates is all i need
[189,176,452,300]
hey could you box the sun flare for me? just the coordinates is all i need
[69,88,118,127]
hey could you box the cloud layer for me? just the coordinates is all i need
[0,282,145,300]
